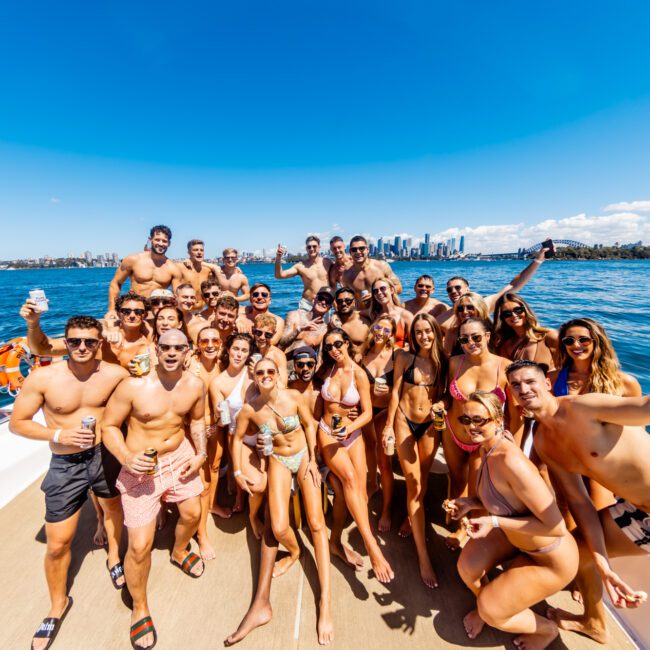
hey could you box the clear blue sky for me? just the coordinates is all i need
[2,1,650,258]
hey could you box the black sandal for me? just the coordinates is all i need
[130,616,157,649]
[106,560,125,589]
[31,596,73,650]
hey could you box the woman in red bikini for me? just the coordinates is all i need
[383,313,447,588]
[443,317,514,550]
[448,390,578,650]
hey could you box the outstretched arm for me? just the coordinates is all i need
[274,244,299,280]
[19,301,67,356]
[574,393,650,427]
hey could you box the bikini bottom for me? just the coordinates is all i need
[446,413,481,453]
[372,406,387,418]
[399,406,432,441]
[271,447,307,475]
[523,536,562,556]
[319,419,362,449]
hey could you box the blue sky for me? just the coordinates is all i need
[1,1,650,258]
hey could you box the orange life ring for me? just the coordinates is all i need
[1,338,32,395]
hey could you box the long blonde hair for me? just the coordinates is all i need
[556,318,624,395]
[455,292,490,322]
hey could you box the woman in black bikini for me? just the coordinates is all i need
[361,316,397,531]
[448,391,578,650]
[383,313,447,588]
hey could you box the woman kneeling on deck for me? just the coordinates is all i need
[447,390,579,650]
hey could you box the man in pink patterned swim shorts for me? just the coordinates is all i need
[103,329,208,650]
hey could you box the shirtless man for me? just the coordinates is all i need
[176,239,217,310]
[236,282,285,345]
[404,275,447,317]
[275,236,332,310]
[102,329,207,650]
[330,287,370,360]
[10,316,128,650]
[212,295,239,350]
[219,248,250,302]
[106,225,182,320]
[252,314,288,386]
[341,235,402,308]
[186,279,220,343]
[279,287,333,355]
[506,360,650,644]
[327,236,353,288]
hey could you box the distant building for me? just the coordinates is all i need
[459,236,465,253]
[451,237,456,253]
[84,250,93,263]
[377,237,384,253]
[394,236,402,254]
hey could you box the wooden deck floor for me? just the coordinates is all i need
[0,471,636,650]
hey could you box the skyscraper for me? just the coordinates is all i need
[394,236,402,254]
[459,236,465,253]
[451,237,456,252]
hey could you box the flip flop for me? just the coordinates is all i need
[106,560,125,590]
[130,616,157,649]
[31,596,73,650]
[170,551,204,578]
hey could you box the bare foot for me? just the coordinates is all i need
[130,607,155,649]
[463,609,485,639]
[329,539,363,570]
[513,625,559,650]
[318,600,334,645]
[232,491,245,514]
[224,601,272,646]
[93,521,107,546]
[398,516,412,538]
[249,514,264,540]
[369,549,394,583]
[209,504,232,519]
[445,526,467,551]
[156,508,167,531]
[273,553,299,578]
[199,537,216,561]
[378,511,391,533]
[546,608,609,645]
[419,559,438,589]
[572,589,583,604]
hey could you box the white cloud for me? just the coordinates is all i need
[50,197,61,204]
[603,200,650,213]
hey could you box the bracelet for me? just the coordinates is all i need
[491,514,500,528]
[52,429,62,444]
[233,470,242,478]
[199,451,208,459]
[533,258,542,264]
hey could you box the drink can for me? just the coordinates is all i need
[144,448,158,475]
[29,288,49,312]
[81,415,96,448]
[433,408,446,431]
[384,434,395,456]
[133,352,151,376]
[219,400,232,426]
[250,353,263,365]
[331,414,346,440]
[374,376,387,395]
[260,431,273,456]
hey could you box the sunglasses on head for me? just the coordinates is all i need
[372,286,389,294]
[458,333,484,345]
[203,290,220,298]
[150,298,173,306]
[350,246,367,253]
[253,329,274,339]
[458,415,493,426]
[65,337,100,349]
[416,283,433,289]
[120,307,146,316]
[501,306,525,319]
[295,360,316,369]
[447,285,463,293]
[252,291,270,298]
[159,343,188,352]
[561,335,593,346]
[324,340,345,352]
[255,368,277,377]
[336,297,354,305]
[372,324,392,335]
[456,305,475,313]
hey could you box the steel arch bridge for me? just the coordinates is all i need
[524,239,588,253]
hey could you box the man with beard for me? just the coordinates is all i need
[177,239,218,310]
[105,225,182,321]
[279,287,333,356]
[327,236,353,288]
[330,287,370,361]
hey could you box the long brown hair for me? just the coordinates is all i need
[408,313,448,401]
[493,293,549,349]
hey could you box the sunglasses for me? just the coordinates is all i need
[372,325,392,335]
[252,291,270,298]
[447,285,463,293]
[561,336,593,346]
[336,297,354,305]
[159,344,189,352]
[416,283,433,290]
[306,244,319,250]
[456,305,475,313]
[198,338,220,346]
[295,360,316,369]
[255,368,277,377]
[150,298,173,306]
[324,340,345,352]
[350,246,367,253]
[253,329,274,339]
[372,286,389,294]
[65,337,100,349]
[501,306,525,319]
[316,295,333,304]
[458,333,484,345]
[202,290,220,298]
[458,415,493,426]
[120,308,146,316]
[224,256,237,261]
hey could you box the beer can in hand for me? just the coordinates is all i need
[374,376,387,395]
[81,416,96,448]
[331,414,346,440]
[29,288,48,312]
[133,352,151,376]
[250,353,263,365]
[384,434,395,456]
[260,431,274,456]
[218,400,231,426]
[433,408,446,431]
[144,448,158,475]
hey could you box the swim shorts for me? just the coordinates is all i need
[41,444,121,523]
[116,437,203,528]
[609,498,650,552]
[298,297,313,312]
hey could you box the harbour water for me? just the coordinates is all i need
[1,260,649,405]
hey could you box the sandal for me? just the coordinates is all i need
[106,560,125,590]
[31,596,73,650]
[170,551,204,578]
[130,616,157,649]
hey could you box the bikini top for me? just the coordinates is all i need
[404,354,435,387]
[553,365,570,396]
[394,316,407,349]
[321,366,361,406]
[225,370,247,432]
[259,403,301,437]
[476,437,526,517]
[362,352,395,388]
[449,357,507,404]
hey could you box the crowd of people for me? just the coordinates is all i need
[9,224,649,650]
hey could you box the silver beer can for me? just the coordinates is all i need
[29,288,49,312]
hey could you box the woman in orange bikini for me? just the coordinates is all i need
[366,278,413,350]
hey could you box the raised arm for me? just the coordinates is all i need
[106,255,135,317]
[274,244,299,280]
[574,392,650,427]
[19,301,67,356]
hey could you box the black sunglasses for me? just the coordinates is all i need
[456,305,475,313]
[447,284,463,293]
[458,415,493,426]
[324,340,345,352]
[120,308,146,316]
[295,360,316,369]
[203,290,220,298]
[501,306,525,319]
[350,246,367,253]
[252,291,270,298]
[65,337,100,349]
[253,329,274,339]
[561,336,593,346]
[335,297,354,305]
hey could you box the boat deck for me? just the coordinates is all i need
[0,470,636,650]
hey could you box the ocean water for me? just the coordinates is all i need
[1,261,649,406]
